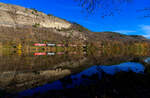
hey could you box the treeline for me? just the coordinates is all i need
[0,26,150,55]
[89,40,150,57]
[0,26,85,49]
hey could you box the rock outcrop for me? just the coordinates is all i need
[0,3,71,29]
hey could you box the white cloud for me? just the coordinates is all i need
[113,30,136,34]
[139,25,150,38]
[113,25,150,38]
[140,25,150,33]
[143,34,150,38]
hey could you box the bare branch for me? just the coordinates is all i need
[75,0,132,17]
[76,0,131,12]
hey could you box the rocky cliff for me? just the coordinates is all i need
[0,3,71,29]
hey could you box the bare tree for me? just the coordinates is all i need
[137,7,150,18]
[76,0,130,12]
[75,0,150,18]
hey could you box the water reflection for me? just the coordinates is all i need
[144,58,150,64]
[18,62,145,96]
[0,49,149,94]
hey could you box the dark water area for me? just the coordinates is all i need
[18,62,145,97]
[0,49,150,97]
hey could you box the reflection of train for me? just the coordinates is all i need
[34,52,87,56]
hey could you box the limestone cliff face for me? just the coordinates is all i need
[0,3,71,29]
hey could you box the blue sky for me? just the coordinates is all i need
[0,0,150,38]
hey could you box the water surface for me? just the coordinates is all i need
[0,49,149,95]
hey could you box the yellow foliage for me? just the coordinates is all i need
[17,49,22,56]
[17,43,22,50]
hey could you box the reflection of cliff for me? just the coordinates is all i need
[17,63,146,98]
[0,55,88,93]
[53,57,87,69]
[0,53,87,71]
[0,69,71,92]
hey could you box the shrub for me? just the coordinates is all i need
[33,23,40,28]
